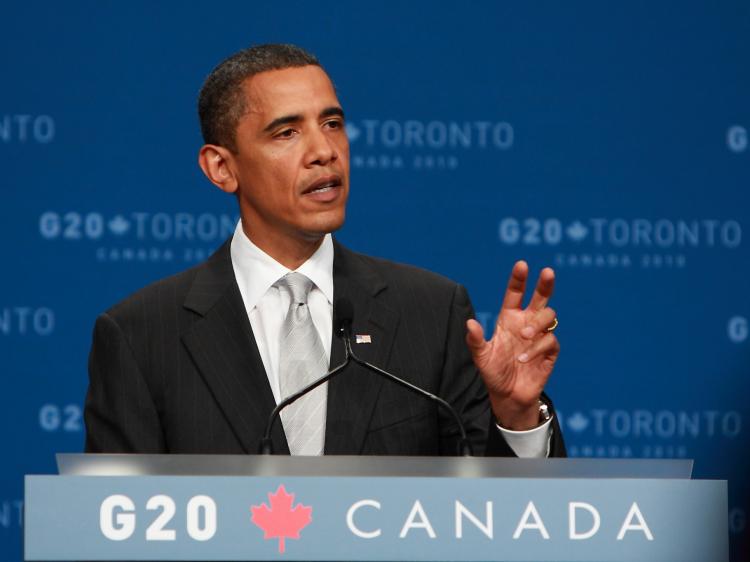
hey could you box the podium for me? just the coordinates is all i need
[25,455,727,561]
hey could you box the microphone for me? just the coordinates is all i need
[258,301,353,454]
[336,298,474,457]
[335,297,354,336]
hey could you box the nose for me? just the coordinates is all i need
[305,127,338,167]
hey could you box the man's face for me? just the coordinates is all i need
[229,65,349,251]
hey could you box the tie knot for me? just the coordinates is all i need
[279,271,313,305]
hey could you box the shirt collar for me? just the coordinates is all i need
[230,221,334,310]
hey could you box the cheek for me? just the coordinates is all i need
[337,137,351,158]
[262,162,303,206]
[264,147,301,179]
[246,154,296,191]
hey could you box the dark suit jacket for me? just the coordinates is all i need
[84,238,565,457]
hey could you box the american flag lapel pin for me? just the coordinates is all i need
[355,334,372,344]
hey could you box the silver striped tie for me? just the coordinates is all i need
[277,272,328,455]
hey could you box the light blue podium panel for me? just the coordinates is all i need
[25,455,727,561]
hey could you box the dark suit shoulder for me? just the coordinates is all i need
[102,240,233,331]
[104,262,200,322]
[335,242,462,298]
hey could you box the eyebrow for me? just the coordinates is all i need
[262,106,345,133]
[321,106,345,120]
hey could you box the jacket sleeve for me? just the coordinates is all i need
[84,312,166,453]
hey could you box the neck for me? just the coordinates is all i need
[241,222,324,270]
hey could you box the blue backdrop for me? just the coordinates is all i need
[2,1,748,560]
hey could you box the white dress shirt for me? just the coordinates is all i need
[229,222,550,457]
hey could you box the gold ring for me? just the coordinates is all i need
[545,317,558,333]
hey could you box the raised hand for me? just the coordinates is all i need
[465,261,559,430]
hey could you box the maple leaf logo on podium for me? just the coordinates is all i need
[251,485,313,553]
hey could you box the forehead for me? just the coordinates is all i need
[241,65,339,118]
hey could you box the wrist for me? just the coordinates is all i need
[491,397,547,431]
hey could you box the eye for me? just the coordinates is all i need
[324,119,344,130]
[274,128,297,139]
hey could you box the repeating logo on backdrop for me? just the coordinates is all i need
[557,408,742,460]
[39,211,239,264]
[497,217,742,269]
[728,316,748,343]
[0,307,54,336]
[727,124,747,153]
[346,118,513,171]
[0,114,55,144]
[0,499,23,529]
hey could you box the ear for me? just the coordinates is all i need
[198,144,238,194]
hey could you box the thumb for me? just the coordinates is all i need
[465,319,487,354]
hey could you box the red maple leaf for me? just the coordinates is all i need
[250,485,312,554]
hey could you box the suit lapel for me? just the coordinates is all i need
[181,241,289,454]
[325,241,399,454]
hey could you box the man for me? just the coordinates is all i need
[84,44,565,458]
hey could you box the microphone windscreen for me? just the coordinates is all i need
[334,298,354,330]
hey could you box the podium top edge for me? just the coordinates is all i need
[56,454,694,479]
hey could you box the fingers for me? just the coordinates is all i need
[527,267,555,311]
[500,261,529,310]
[517,332,560,364]
[520,307,557,339]
[500,263,555,311]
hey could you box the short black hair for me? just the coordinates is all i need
[198,44,321,151]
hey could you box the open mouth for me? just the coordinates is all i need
[302,175,343,195]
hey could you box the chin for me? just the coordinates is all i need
[307,210,346,237]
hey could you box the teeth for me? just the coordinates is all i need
[308,181,336,193]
